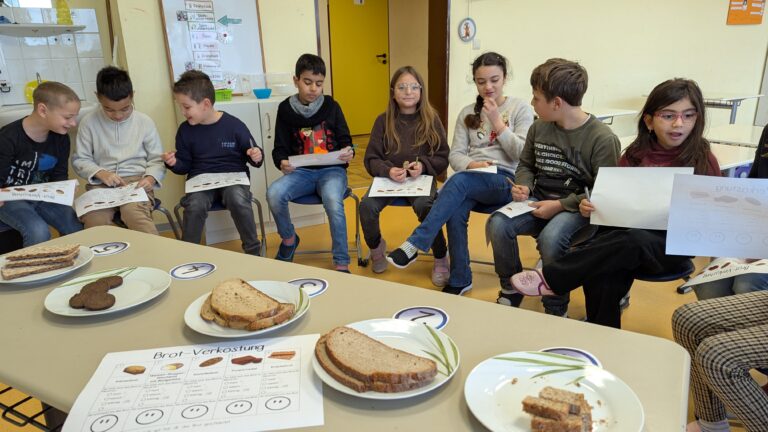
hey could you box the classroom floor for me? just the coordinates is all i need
[0,141,752,431]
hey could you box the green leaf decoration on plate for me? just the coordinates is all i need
[60,267,137,287]
[421,324,458,377]
[493,351,588,384]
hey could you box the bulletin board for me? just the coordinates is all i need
[159,0,265,90]
[727,0,765,25]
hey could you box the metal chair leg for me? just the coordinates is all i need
[250,197,267,257]
[156,205,181,239]
[350,192,367,267]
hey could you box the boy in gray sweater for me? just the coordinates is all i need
[73,66,165,234]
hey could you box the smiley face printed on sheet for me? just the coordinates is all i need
[226,400,253,415]
[180,404,208,419]
[89,414,119,432]
[264,396,291,411]
[134,409,164,425]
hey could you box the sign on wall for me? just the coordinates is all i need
[727,0,765,25]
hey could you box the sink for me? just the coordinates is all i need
[0,100,97,128]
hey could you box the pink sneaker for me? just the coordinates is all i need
[431,256,450,287]
[510,270,555,296]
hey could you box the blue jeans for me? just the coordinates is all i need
[181,185,261,255]
[0,200,82,246]
[267,167,349,265]
[406,171,513,287]
[488,208,589,315]
[693,273,768,300]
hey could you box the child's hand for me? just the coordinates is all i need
[511,185,530,201]
[95,170,126,187]
[338,147,354,162]
[162,151,177,167]
[389,167,407,183]
[530,199,564,220]
[406,161,423,178]
[280,159,295,174]
[578,198,595,218]
[136,176,156,192]
[466,161,493,170]
[482,97,501,124]
[247,147,263,163]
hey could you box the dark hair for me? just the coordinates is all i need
[96,66,133,101]
[464,52,508,129]
[172,70,215,104]
[529,58,588,106]
[295,53,326,77]
[624,78,711,175]
[32,81,80,108]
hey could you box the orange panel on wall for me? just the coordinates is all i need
[727,0,765,25]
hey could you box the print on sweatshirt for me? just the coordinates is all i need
[475,111,510,146]
[6,152,57,186]
[295,121,338,154]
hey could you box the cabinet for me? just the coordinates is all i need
[201,97,326,244]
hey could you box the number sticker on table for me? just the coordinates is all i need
[170,262,216,280]
[90,241,130,256]
[288,278,328,297]
[393,306,449,330]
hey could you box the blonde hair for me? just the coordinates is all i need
[384,66,440,155]
[32,82,80,108]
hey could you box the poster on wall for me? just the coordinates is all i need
[727,0,765,25]
[159,0,264,91]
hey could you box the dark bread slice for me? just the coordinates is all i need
[324,326,437,387]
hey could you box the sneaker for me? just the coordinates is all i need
[442,283,472,295]
[335,264,350,273]
[387,242,418,269]
[510,269,555,296]
[336,269,351,274]
[275,234,300,262]
[369,239,388,274]
[497,290,519,306]
[431,255,449,287]
[619,293,630,312]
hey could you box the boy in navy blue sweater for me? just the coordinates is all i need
[162,70,264,255]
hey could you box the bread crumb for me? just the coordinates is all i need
[597,400,602,406]
[510,378,518,385]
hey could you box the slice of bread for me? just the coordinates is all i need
[522,396,571,421]
[210,278,281,322]
[201,294,294,331]
[523,386,593,432]
[1,261,75,280]
[4,244,80,261]
[3,250,79,268]
[322,326,437,388]
[246,303,295,330]
[530,415,588,432]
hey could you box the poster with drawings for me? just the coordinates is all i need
[160,0,264,90]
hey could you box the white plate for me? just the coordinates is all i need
[464,351,644,432]
[312,318,461,400]
[0,246,93,284]
[44,267,171,316]
[184,280,310,338]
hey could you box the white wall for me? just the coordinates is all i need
[448,1,768,139]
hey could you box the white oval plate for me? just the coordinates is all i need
[44,267,171,316]
[464,351,644,432]
[312,318,461,400]
[0,246,93,284]
[184,280,310,338]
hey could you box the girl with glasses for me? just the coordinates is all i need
[387,52,534,295]
[508,78,720,328]
[360,66,450,284]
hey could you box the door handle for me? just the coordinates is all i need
[375,53,387,64]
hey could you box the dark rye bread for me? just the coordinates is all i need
[4,244,80,261]
[315,335,428,393]
[322,326,437,388]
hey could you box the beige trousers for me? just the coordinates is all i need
[80,175,159,235]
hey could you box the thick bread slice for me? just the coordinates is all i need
[5,244,80,261]
[530,415,590,432]
[315,335,428,393]
[1,261,75,280]
[201,294,294,330]
[246,303,295,330]
[324,326,437,387]
[522,396,571,421]
[3,250,79,268]
[210,278,281,322]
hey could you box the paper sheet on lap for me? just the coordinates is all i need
[0,179,77,206]
[184,172,249,193]
[74,183,149,217]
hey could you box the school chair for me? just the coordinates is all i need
[112,198,181,239]
[173,195,268,257]
[291,187,366,267]
[636,258,696,295]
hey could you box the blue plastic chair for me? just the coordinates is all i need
[174,194,267,257]
[291,187,366,266]
[113,197,181,239]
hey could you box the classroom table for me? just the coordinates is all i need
[705,123,765,148]
[0,227,691,431]
[702,93,763,124]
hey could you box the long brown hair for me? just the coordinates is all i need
[624,78,711,174]
[384,66,441,155]
[464,52,508,129]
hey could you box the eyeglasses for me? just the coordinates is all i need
[394,84,422,93]
[654,110,698,124]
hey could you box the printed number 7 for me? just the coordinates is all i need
[411,309,435,322]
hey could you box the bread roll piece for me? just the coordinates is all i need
[210,278,281,322]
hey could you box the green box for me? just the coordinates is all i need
[215,88,232,102]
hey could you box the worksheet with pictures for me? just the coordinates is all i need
[63,334,323,432]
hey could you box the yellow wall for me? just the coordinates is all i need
[389,0,428,86]
[448,0,768,139]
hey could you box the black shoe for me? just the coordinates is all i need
[275,235,300,262]
[442,283,472,295]
[336,269,351,274]
[387,247,417,268]
[496,289,524,306]
[544,308,568,318]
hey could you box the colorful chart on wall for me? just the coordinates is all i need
[159,0,265,90]
[727,0,765,25]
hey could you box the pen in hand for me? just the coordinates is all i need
[585,186,591,200]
